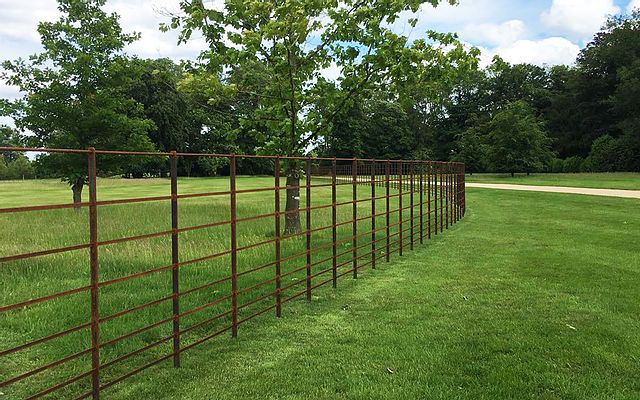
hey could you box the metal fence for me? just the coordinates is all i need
[0,147,465,399]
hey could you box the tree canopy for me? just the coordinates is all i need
[0,0,154,201]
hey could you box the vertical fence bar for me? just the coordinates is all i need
[398,161,403,256]
[450,165,454,226]
[427,162,431,240]
[446,166,449,230]
[352,159,358,279]
[450,166,454,226]
[419,162,424,244]
[453,166,457,224]
[371,161,376,269]
[385,160,390,262]
[87,148,100,400]
[274,157,282,316]
[409,162,414,250]
[230,154,238,338]
[170,152,180,368]
[462,165,466,217]
[455,166,459,223]
[332,158,338,288]
[433,164,438,236]
[306,158,312,301]
[439,164,444,234]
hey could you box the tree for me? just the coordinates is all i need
[453,120,487,174]
[552,11,640,159]
[486,101,553,176]
[0,125,23,164]
[167,0,475,233]
[6,155,36,180]
[1,0,154,204]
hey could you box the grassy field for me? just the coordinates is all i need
[465,172,640,190]
[2,178,639,399]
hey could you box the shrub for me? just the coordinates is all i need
[563,156,584,173]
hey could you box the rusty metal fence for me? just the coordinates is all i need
[0,147,465,399]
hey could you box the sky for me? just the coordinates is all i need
[1,0,639,105]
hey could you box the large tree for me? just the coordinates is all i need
[486,101,553,176]
[167,0,476,233]
[1,0,154,204]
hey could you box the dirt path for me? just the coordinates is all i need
[466,183,640,199]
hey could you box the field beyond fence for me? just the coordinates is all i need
[0,147,465,399]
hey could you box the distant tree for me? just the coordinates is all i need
[554,11,640,159]
[129,58,198,155]
[0,125,23,164]
[322,95,415,160]
[168,0,475,233]
[486,101,553,176]
[6,155,35,180]
[0,159,8,179]
[453,120,487,174]
[0,0,154,204]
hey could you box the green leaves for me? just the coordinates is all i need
[1,0,155,187]
[169,0,476,157]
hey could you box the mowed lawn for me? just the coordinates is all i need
[1,178,639,399]
[466,172,640,190]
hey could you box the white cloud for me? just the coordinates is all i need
[460,20,526,47]
[482,37,581,67]
[541,0,620,39]
[0,0,60,43]
[628,0,640,12]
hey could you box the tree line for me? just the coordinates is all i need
[1,0,638,230]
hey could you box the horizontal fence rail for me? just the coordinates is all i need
[0,147,466,399]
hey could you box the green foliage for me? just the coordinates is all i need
[562,156,585,173]
[168,0,473,163]
[0,0,154,193]
[0,159,7,179]
[485,101,553,175]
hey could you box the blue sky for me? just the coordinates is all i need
[1,0,639,104]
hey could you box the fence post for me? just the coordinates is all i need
[230,154,238,338]
[87,148,100,400]
[433,164,438,236]
[306,158,312,301]
[462,165,466,217]
[170,151,180,368]
[371,161,376,269]
[398,161,403,256]
[455,166,459,223]
[385,160,390,263]
[410,162,414,251]
[274,157,282,316]
[439,164,443,234]
[446,165,450,230]
[419,162,424,245]
[352,159,358,279]
[332,158,337,288]
[427,162,431,240]
[451,165,455,226]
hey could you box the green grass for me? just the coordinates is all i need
[465,172,640,190]
[2,179,639,399]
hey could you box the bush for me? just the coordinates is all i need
[587,135,622,172]
[549,158,565,173]
[563,156,584,173]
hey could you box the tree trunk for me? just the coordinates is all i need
[527,171,530,176]
[511,172,515,177]
[72,177,84,211]
[284,166,301,235]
